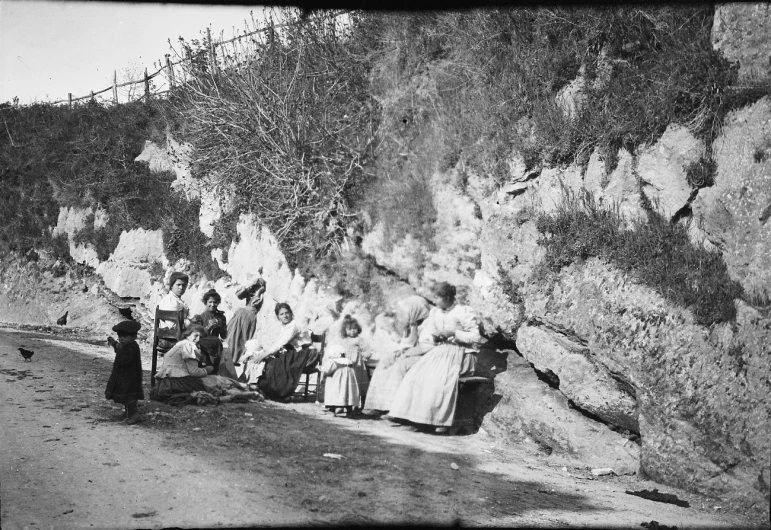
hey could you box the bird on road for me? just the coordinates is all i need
[118,307,134,320]
[56,311,68,326]
[18,347,34,362]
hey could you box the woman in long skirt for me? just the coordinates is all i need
[227,279,266,372]
[364,295,430,413]
[240,303,320,401]
[388,282,482,433]
[151,325,213,401]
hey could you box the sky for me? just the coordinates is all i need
[0,1,267,104]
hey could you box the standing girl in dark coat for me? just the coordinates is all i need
[106,320,144,425]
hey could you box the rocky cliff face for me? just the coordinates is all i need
[357,4,771,517]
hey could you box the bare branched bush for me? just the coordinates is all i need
[166,9,378,269]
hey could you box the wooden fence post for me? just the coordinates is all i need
[113,71,118,104]
[144,67,150,101]
[166,54,175,89]
[68,93,72,108]
[207,27,218,74]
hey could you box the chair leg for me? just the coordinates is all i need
[151,343,158,389]
[304,373,310,401]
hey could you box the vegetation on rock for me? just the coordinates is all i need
[534,189,744,326]
[3,6,768,299]
[0,101,162,255]
[164,9,378,270]
[0,100,225,278]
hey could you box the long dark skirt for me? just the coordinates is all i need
[198,336,223,374]
[258,346,320,400]
[151,376,206,402]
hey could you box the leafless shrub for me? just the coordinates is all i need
[166,9,379,268]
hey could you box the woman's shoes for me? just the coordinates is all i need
[434,427,449,434]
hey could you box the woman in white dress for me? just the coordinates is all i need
[364,295,430,413]
[240,303,320,401]
[388,282,482,433]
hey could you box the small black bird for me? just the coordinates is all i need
[18,347,34,362]
[56,311,68,326]
[118,307,134,320]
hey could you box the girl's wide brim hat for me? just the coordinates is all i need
[113,320,141,334]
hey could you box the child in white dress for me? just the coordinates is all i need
[321,315,371,416]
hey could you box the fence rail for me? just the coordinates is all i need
[48,9,351,107]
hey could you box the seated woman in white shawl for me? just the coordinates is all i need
[364,295,430,413]
[240,303,321,402]
[388,282,482,434]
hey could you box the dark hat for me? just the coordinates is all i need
[112,320,142,335]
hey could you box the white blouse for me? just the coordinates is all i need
[155,339,207,379]
[266,320,312,354]
[418,303,482,353]
[157,292,191,328]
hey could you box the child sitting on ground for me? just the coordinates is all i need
[105,320,144,425]
[321,315,372,416]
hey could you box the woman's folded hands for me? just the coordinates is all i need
[432,329,456,343]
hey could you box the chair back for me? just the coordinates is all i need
[151,308,185,389]
[310,331,327,362]
[154,308,185,340]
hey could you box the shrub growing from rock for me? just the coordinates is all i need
[535,190,743,326]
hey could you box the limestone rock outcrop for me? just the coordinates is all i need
[637,124,703,220]
[482,354,640,475]
[584,148,646,224]
[712,3,771,79]
[516,321,638,434]
[52,205,107,269]
[96,228,165,299]
[520,258,769,511]
[692,97,771,300]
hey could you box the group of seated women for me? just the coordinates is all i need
[152,273,320,403]
[152,271,482,434]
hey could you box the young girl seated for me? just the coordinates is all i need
[321,315,372,416]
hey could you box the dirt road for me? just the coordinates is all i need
[0,326,763,529]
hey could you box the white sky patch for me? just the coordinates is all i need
[0,0,266,104]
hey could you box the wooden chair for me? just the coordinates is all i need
[299,331,326,402]
[151,308,185,388]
